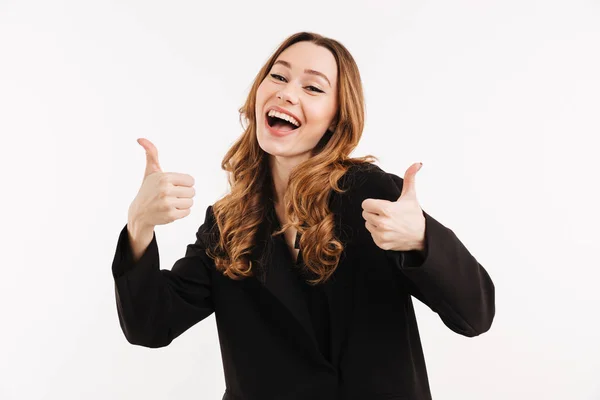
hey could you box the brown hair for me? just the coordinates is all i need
[206,32,377,285]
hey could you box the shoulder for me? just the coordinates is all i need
[338,162,405,203]
[196,204,220,247]
[331,162,406,244]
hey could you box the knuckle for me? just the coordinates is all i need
[158,174,169,185]
[158,182,169,194]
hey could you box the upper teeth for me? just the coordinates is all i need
[268,110,300,127]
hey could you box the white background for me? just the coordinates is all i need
[1,0,599,399]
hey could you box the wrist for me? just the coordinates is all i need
[127,217,154,240]
[126,218,155,263]
[415,238,427,254]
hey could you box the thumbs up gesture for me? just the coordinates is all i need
[361,163,426,252]
[127,138,196,230]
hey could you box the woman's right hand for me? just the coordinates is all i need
[127,138,196,232]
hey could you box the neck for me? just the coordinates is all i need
[269,154,307,205]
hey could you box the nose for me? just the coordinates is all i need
[276,86,298,105]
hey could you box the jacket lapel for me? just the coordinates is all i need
[249,200,321,355]
[322,190,357,370]
[264,230,317,347]
[247,192,356,372]
[322,259,354,370]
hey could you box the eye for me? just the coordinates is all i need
[270,73,286,82]
[270,74,324,93]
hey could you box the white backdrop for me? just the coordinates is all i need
[1,0,599,399]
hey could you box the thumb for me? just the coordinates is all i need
[137,138,162,178]
[399,162,422,200]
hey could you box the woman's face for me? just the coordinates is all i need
[255,41,338,165]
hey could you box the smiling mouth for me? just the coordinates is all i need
[266,112,301,132]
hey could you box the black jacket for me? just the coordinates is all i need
[111,163,495,400]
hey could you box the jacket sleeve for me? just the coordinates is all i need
[111,205,217,348]
[384,172,496,337]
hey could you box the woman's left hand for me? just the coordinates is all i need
[361,162,426,252]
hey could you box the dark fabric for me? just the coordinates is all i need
[299,278,331,363]
[111,162,496,400]
[266,191,332,364]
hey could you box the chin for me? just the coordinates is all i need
[256,131,283,155]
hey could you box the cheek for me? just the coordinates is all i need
[305,104,333,127]
[255,85,265,107]
[256,84,278,118]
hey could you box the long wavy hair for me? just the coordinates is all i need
[206,32,378,285]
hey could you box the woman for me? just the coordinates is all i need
[112,32,495,400]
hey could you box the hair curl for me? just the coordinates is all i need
[206,32,378,285]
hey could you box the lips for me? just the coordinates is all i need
[264,114,299,137]
[265,106,302,127]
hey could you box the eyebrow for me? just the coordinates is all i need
[273,60,332,88]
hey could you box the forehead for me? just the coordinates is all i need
[274,41,338,86]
